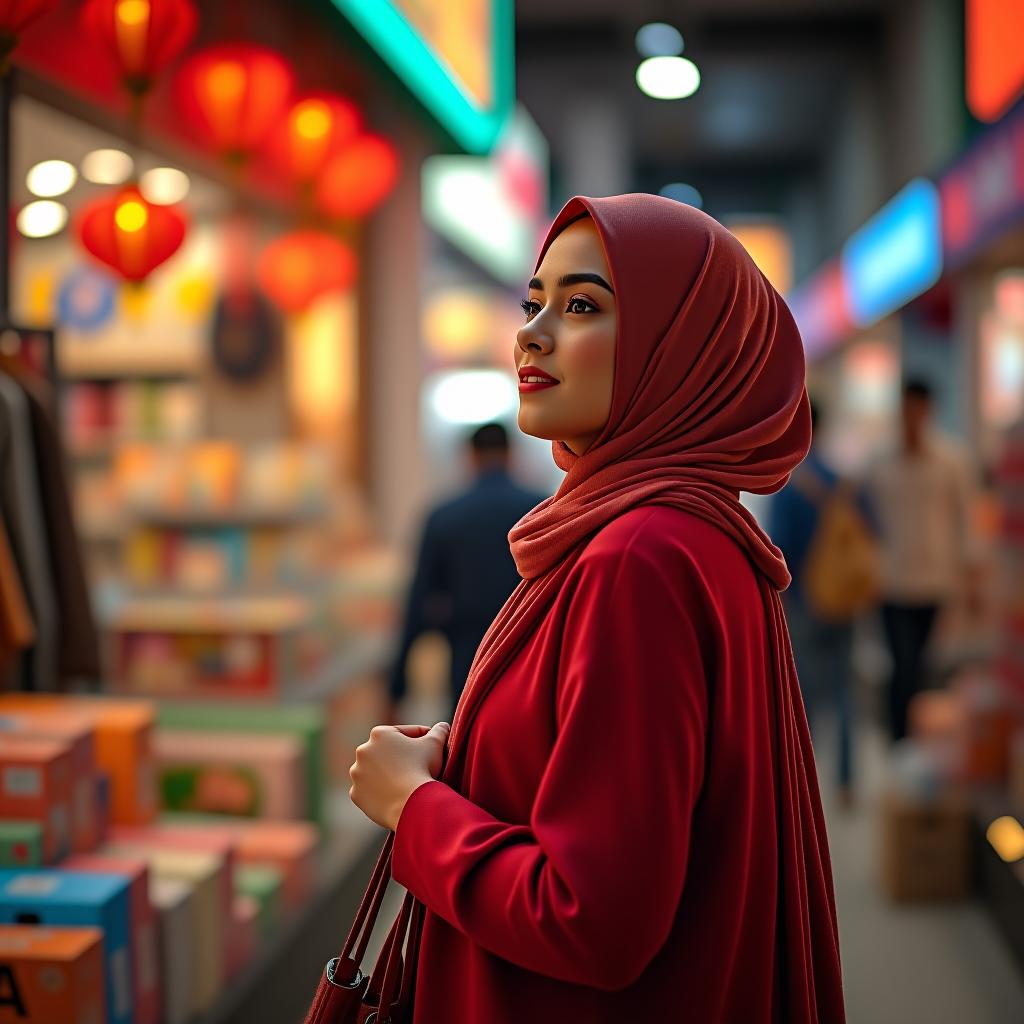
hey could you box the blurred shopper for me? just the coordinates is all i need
[387,422,548,722]
[866,379,981,742]
[770,400,878,809]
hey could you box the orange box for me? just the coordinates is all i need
[0,924,106,1024]
[0,696,157,827]
[0,735,74,863]
[0,710,101,852]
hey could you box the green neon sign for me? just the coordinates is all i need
[329,0,514,155]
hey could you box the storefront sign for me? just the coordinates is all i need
[422,105,549,285]
[786,261,853,360]
[841,178,942,328]
[940,102,1024,269]
[329,0,514,154]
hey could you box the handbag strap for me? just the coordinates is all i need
[341,831,394,964]
[374,889,417,1017]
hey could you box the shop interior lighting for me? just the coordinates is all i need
[659,182,703,208]
[26,159,77,198]
[427,369,518,425]
[636,56,701,100]
[140,167,190,205]
[636,23,684,58]
[986,815,1024,863]
[17,200,69,238]
[81,148,135,184]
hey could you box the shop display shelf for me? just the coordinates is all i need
[123,502,330,528]
[193,797,384,1024]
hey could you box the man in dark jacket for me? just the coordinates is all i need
[386,422,549,721]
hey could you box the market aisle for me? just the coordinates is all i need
[817,714,1024,1024]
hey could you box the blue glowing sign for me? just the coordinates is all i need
[841,178,942,327]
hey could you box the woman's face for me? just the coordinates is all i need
[515,217,617,457]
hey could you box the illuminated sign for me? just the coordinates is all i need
[329,0,513,154]
[841,178,942,328]
[967,0,1024,122]
[787,261,853,360]
[422,105,549,285]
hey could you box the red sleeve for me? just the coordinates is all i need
[392,530,711,991]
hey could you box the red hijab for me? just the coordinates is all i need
[443,193,842,1019]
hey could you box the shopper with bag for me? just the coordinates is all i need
[320,194,845,1023]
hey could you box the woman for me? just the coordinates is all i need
[349,193,845,1022]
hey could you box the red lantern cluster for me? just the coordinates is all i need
[174,42,294,164]
[80,0,197,97]
[315,133,400,219]
[269,92,361,187]
[76,185,188,283]
[256,230,356,314]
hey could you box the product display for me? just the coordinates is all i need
[148,876,196,1024]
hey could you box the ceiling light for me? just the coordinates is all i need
[26,159,77,198]
[140,167,190,205]
[81,148,134,185]
[17,200,69,238]
[636,23,684,58]
[636,56,701,100]
[660,182,703,208]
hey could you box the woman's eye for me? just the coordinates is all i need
[520,298,540,320]
[567,296,595,315]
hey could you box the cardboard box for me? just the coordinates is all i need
[0,823,43,869]
[153,730,306,820]
[101,843,224,1014]
[63,854,161,1024]
[0,925,105,1024]
[881,790,971,902]
[156,702,326,826]
[0,696,157,828]
[161,814,318,908]
[0,712,101,852]
[0,735,75,863]
[0,870,134,1024]
[149,876,195,1024]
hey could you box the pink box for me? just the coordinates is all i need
[228,893,260,980]
[62,853,161,1024]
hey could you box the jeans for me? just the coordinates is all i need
[879,602,940,742]
[784,593,856,788]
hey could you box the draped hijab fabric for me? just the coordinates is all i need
[440,193,843,1019]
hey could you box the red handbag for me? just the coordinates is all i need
[304,831,425,1024]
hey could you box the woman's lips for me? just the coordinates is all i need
[518,380,559,393]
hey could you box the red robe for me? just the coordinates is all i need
[394,505,845,1022]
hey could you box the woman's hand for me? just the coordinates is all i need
[349,722,450,831]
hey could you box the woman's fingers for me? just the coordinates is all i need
[392,723,433,737]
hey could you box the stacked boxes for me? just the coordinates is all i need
[0,736,75,864]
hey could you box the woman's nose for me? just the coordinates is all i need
[517,322,553,353]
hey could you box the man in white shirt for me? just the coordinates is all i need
[866,379,980,741]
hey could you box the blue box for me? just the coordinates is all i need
[0,869,133,1024]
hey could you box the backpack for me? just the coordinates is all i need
[792,468,881,622]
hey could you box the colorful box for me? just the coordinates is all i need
[0,735,74,863]
[149,876,195,1024]
[156,702,326,826]
[0,711,101,851]
[161,814,318,908]
[0,925,105,1024]
[0,823,43,869]
[0,870,133,1024]
[0,696,157,828]
[228,893,259,980]
[63,854,161,1024]
[154,730,306,820]
[234,864,283,940]
[101,843,224,1014]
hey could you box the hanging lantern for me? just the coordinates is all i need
[76,185,187,282]
[315,134,399,219]
[0,0,57,70]
[80,0,197,98]
[257,230,356,314]
[174,42,293,165]
[268,92,361,188]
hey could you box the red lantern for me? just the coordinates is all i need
[0,0,57,66]
[257,230,356,313]
[76,185,187,282]
[268,92,361,187]
[174,43,293,163]
[80,0,197,97]
[315,134,399,219]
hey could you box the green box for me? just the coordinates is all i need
[0,822,43,868]
[235,864,283,939]
[156,703,326,829]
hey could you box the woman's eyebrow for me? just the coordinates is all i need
[528,272,615,295]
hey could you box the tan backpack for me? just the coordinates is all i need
[792,469,881,622]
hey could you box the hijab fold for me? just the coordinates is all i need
[441,193,842,1022]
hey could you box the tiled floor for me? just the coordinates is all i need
[362,692,1024,1021]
